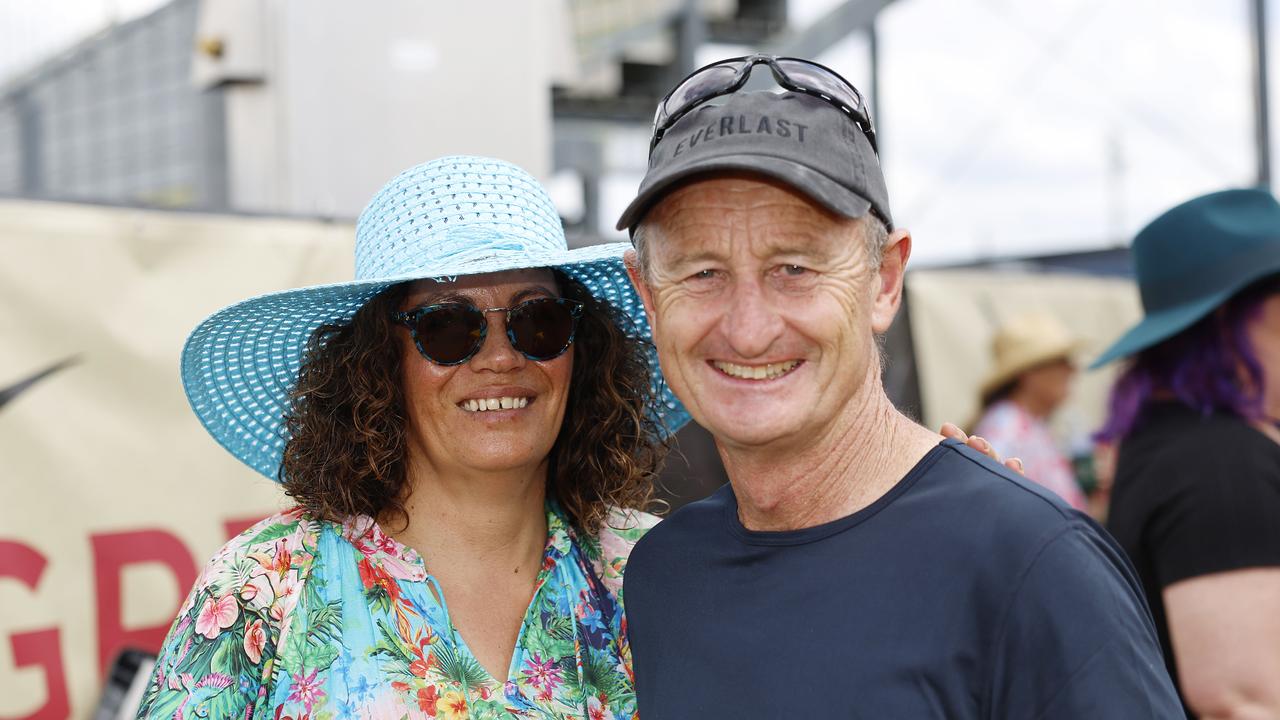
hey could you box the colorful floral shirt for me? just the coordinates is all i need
[973,399,1088,511]
[135,504,657,720]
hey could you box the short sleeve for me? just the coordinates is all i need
[135,509,315,720]
[987,523,1183,719]
[1145,449,1280,588]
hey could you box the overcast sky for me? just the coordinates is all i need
[1,0,1272,265]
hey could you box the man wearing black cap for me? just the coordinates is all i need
[618,55,1182,718]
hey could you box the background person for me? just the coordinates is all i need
[972,311,1088,511]
[135,156,686,720]
[1094,187,1280,720]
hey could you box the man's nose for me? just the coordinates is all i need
[720,278,785,358]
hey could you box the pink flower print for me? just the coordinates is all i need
[243,619,266,664]
[374,530,399,556]
[521,653,562,692]
[195,594,239,639]
[287,669,326,712]
[271,538,293,575]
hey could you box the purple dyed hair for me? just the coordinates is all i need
[1095,274,1280,442]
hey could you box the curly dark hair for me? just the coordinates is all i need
[279,271,666,535]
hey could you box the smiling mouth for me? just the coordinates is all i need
[458,396,532,412]
[711,360,801,381]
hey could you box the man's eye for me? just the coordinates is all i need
[692,269,717,280]
[783,264,808,276]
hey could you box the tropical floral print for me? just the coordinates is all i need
[135,504,655,720]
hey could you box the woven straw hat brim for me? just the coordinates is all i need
[978,338,1086,399]
[181,242,690,481]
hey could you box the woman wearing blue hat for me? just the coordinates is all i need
[134,156,690,720]
[1094,188,1280,719]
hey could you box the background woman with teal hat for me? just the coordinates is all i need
[133,155,689,720]
[1094,188,1280,719]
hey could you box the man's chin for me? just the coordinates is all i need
[700,415,806,451]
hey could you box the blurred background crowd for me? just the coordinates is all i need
[0,0,1276,717]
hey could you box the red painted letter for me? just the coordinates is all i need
[0,540,69,720]
[90,530,197,674]
[224,515,266,541]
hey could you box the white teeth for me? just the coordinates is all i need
[713,360,799,381]
[459,397,531,412]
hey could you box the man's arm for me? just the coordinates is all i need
[986,522,1183,719]
[1165,568,1280,719]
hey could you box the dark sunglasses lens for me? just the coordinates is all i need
[776,60,866,116]
[415,305,484,364]
[508,300,577,360]
[660,63,741,128]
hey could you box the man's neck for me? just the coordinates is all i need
[718,379,941,532]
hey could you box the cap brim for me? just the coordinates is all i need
[1088,288,1236,369]
[615,154,873,231]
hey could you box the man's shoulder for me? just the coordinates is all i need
[631,485,733,557]
[917,440,1084,539]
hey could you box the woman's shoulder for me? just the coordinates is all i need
[183,507,323,617]
[596,506,662,554]
[217,507,321,562]
[579,507,662,598]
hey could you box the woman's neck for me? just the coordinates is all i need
[387,459,550,575]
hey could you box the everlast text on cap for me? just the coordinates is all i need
[661,114,809,165]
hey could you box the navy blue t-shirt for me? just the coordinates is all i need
[624,439,1183,719]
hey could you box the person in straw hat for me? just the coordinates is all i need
[971,311,1088,511]
[1093,188,1280,719]
[135,155,691,720]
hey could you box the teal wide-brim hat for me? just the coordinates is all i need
[1091,187,1280,368]
[182,155,690,480]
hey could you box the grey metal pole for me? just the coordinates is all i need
[869,19,881,135]
[1252,0,1272,188]
[676,0,706,77]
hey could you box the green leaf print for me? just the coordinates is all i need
[193,680,246,719]
[467,698,511,720]
[246,521,298,546]
[302,642,340,671]
[307,600,344,647]
[435,642,489,690]
[611,525,649,544]
[577,532,602,562]
[373,618,415,663]
[521,623,570,662]
[580,651,625,702]
[543,614,575,642]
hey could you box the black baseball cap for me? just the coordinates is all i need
[615,90,892,232]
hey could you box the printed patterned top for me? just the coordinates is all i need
[135,504,657,720]
[973,399,1088,511]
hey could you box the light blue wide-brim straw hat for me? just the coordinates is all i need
[182,155,690,481]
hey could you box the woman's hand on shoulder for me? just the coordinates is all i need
[939,422,1025,475]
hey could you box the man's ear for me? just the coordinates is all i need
[624,249,658,331]
[870,228,912,335]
